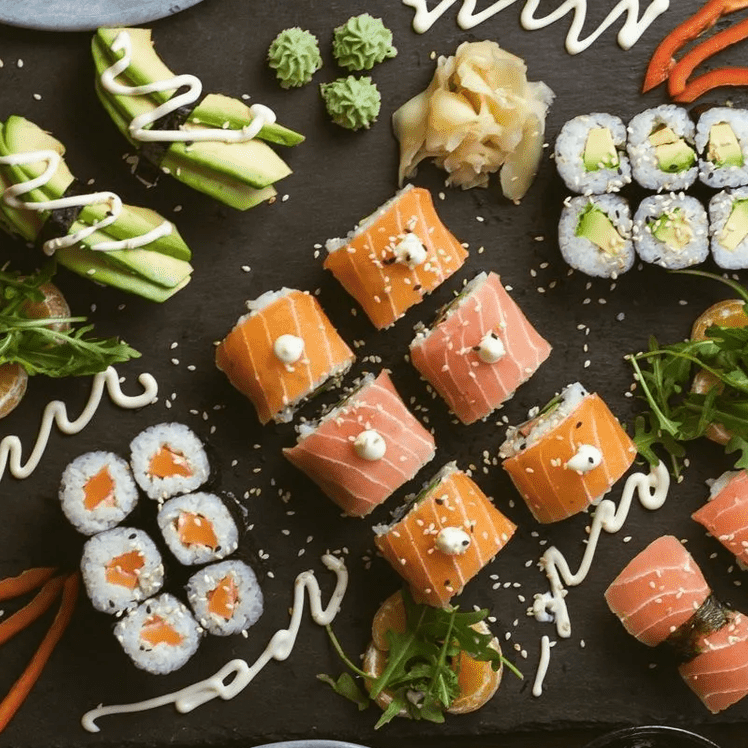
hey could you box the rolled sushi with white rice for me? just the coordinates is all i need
[114,593,202,674]
[633,195,709,269]
[627,105,698,191]
[130,422,210,501]
[558,194,634,278]
[555,113,631,194]
[157,492,239,566]
[696,107,748,188]
[186,559,263,636]
[59,452,138,535]
[709,187,748,269]
[81,527,165,614]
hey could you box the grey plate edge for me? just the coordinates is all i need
[256,742,371,748]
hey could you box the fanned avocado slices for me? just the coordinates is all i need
[92,27,304,210]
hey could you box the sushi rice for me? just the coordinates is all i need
[709,187,748,269]
[696,107,748,189]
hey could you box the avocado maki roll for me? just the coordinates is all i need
[558,195,634,278]
[709,187,748,269]
[696,107,748,189]
[627,105,698,191]
[554,113,631,194]
[633,195,709,269]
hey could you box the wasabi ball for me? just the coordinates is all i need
[268,27,322,88]
[332,14,397,71]
[320,76,381,131]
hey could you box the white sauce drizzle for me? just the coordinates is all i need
[401,0,670,54]
[532,635,551,697]
[81,554,347,733]
[0,151,172,256]
[0,367,157,482]
[531,462,670,638]
[99,31,276,144]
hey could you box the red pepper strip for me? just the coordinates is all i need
[0,576,65,648]
[642,0,748,93]
[0,568,57,602]
[0,573,79,735]
[674,66,748,102]
[669,15,748,97]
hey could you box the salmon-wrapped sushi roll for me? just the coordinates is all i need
[374,463,516,608]
[215,288,355,424]
[410,272,551,424]
[604,535,711,647]
[324,186,468,329]
[499,383,637,524]
[692,470,748,566]
[284,370,436,517]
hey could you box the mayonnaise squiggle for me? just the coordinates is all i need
[0,151,172,256]
[0,366,157,482]
[531,461,670,638]
[99,31,277,144]
[81,554,347,733]
[532,634,551,697]
[402,0,670,54]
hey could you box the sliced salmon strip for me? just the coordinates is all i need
[177,512,218,550]
[140,615,184,647]
[105,551,145,590]
[148,446,193,479]
[83,467,116,511]
[207,575,238,620]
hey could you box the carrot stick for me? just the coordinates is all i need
[0,568,57,602]
[643,0,748,92]
[0,576,64,648]
[669,15,748,97]
[0,573,79,734]
[674,66,748,102]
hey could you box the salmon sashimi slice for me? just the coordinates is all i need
[148,446,193,479]
[679,611,748,714]
[105,551,145,590]
[140,615,184,647]
[410,272,551,425]
[177,512,218,550]
[283,370,436,517]
[501,384,637,524]
[215,288,355,425]
[323,186,468,330]
[83,467,116,511]
[207,575,239,620]
[692,470,748,565]
[374,463,516,608]
[605,535,711,647]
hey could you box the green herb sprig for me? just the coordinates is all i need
[319,588,521,729]
[0,264,139,377]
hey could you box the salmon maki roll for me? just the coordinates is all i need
[692,470,748,566]
[324,185,468,329]
[604,535,711,647]
[284,370,436,517]
[215,288,355,424]
[499,383,637,524]
[374,463,516,608]
[679,611,748,714]
[410,272,551,424]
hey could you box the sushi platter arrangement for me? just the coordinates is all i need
[1,0,748,747]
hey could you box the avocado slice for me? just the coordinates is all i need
[708,122,744,168]
[650,208,693,251]
[649,125,696,173]
[719,199,748,251]
[575,203,625,255]
[583,127,619,172]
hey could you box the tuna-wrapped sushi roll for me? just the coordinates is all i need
[632,195,709,269]
[59,452,138,535]
[696,107,748,189]
[499,383,637,524]
[114,593,202,674]
[627,105,698,191]
[81,528,165,615]
[558,195,634,278]
[410,272,551,425]
[323,185,468,330]
[215,288,355,424]
[692,470,748,566]
[284,370,436,517]
[554,113,631,194]
[374,462,516,608]
[708,188,748,269]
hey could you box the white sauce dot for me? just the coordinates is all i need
[273,334,304,364]
[565,444,602,474]
[353,430,386,461]
[476,332,506,364]
[435,526,471,555]
[394,233,427,269]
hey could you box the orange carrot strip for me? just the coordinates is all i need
[0,573,79,734]
[0,568,57,602]
[674,66,748,102]
[643,0,748,92]
[669,15,748,97]
[0,576,65,648]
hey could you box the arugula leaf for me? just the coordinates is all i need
[316,673,369,711]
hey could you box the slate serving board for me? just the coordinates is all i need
[0,1,747,747]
